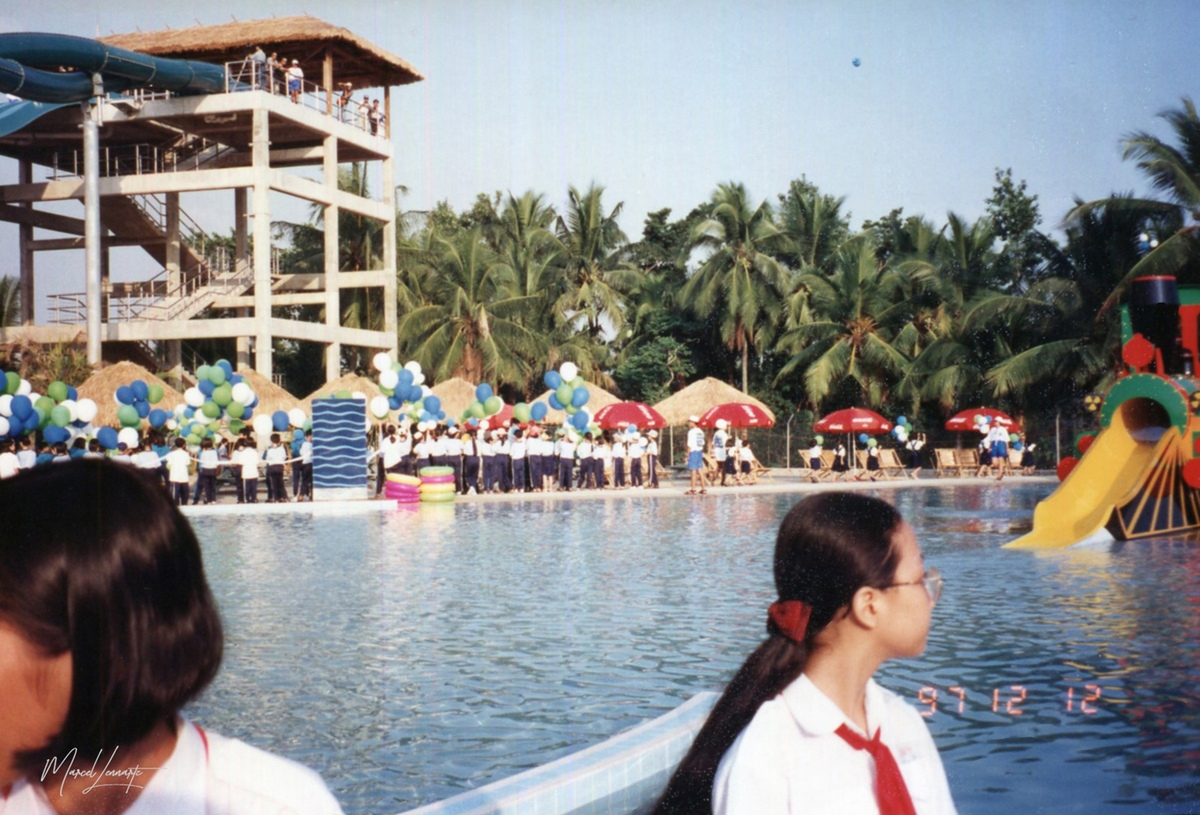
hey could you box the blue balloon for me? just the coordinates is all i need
[475,383,493,402]
[858,433,869,444]
[216,359,234,378]
[530,401,548,421]
[420,410,433,422]
[134,399,151,419]
[293,429,305,440]
[445,417,456,428]
[5,414,23,437]
[468,418,479,427]
[437,410,446,420]
[148,409,168,428]
[896,415,907,426]
[407,385,424,403]
[246,394,259,409]
[852,57,862,67]
[131,380,149,401]
[243,408,253,421]
[548,393,564,411]
[571,387,590,408]
[183,406,195,419]
[198,379,215,397]
[543,370,562,390]
[66,385,78,401]
[628,424,638,433]
[571,411,589,430]
[397,369,414,387]
[424,395,442,414]
[116,385,135,405]
[10,394,32,420]
[388,396,402,410]
[230,374,244,385]
[272,410,289,432]
[97,427,118,450]
[43,426,68,444]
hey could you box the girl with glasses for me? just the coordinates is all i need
[653,491,954,815]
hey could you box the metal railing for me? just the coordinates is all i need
[224,58,388,138]
[46,138,238,181]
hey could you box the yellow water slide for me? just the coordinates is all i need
[1005,405,1179,550]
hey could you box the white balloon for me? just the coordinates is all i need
[27,391,41,406]
[413,373,426,386]
[289,408,307,428]
[166,419,178,431]
[559,362,578,381]
[372,352,393,373]
[379,369,399,389]
[479,420,489,431]
[0,416,9,436]
[194,411,212,426]
[118,427,140,448]
[404,360,422,374]
[184,387,205,408]
[364,415,372,433]
[77,398,99,423]
[58,399,78,423]
[351,391,366,401]
[16,379,31,396]
[252,414,274,436]
[420,385,432,399]
[369,396,390,419]
[0,394,11,417]
[231,382,253,404]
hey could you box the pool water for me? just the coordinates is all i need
[185,485,1200,814]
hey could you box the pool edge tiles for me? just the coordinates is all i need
[396,692,718,815]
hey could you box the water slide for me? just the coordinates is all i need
[1005,406,1176,549]
[0,32,225,137]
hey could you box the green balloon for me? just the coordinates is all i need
[147,384,164,404]
[197,365,211,382]
[47,381,68,402]
[118,404,140,427]
[484,395,503,415]
[4,372,18,394]
[513,402,531,423]
[381,385,394,397]
[50,405,71,427]
[186,433,202,445]
[212,383,233,407]
[555,383,574,407]
[226,401,245,419]
[32,406,47,428]
[335,389,352,399]
[303,419,312,431]
[867,438,878,448]
[228,419,245,434]
[570,376,585,389]
[209,366,227,385]
[201,400,221,419]
[468,400,485,419]
[565,403,578,415]
[35,395,55,415]
[190,422,206,436]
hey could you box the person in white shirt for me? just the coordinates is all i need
[477,431,496,492]
[556,432,575,491]
[298,430,314,501]
[712,421,732,486]
[646,430,660,488]
[686,416,708,495]
[510,428,528,492]
[443,427,464,492]
[0,459,344,815]
[165,438,192,506]
[738,437,756,485]
[0,439,19,479]
[905,433,926,480]
[265,434,288,503]
[629,434,645,488]
[653,492,955,815]
[15,437,35,471]
[985,423,1010,481]
[606,435,622,489]
[236,439,261,503]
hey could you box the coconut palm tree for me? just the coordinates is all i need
[397,228,545,388]
[0,276,19,327]
[774,177,850,273]
[680,182,792,393]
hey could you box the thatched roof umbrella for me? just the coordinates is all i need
[531,382,622,425]
[652,377,776,426]
[76,362,186,428]
[235,367,303,418]
[428,377,479,420]
[299,373,384,414]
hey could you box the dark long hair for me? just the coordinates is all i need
[0,458,223,776]
[652,492,903,814]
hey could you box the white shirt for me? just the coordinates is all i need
[687,426,705,453]
[985,425,1008,446]
[382,436,403,469]
[646,440,659,456]
[739,446,754,462]
[0,451,18,479]
[428,437,447,457]
[16,449,35,469]
[712,429,729,461]
[808,445,823,459]
[444,437,463,456]
[300,441,313,464]
[166,448,191,483]
[136,450,162,470]
[238,448,260,479]
[714,675,956,815]
[510,439,527,458]
[199,449,219,471]
[0,718,342,815]
[265,446,286,465]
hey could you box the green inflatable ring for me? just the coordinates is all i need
[386,473,422,486]
[420,491,456,503]
[420,482,457,495]
[419,465,454,476]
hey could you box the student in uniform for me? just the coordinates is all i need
[629,434,645,488]
[298,429,314,501]
[527,427,543,492]
[646,430,661,488]
[577,433,595,489]
[197,438,220,504]
[862,442,881,482]
[165,437,192,506]
[652,492,954,815]
[479,430,496,493]
[461,429,480,494]
[511,428,528,492]
[712,420,733,486]
[739,437,757,485]
[265,433,288,502]
[557,431,576,491]
[444,426,464,493]
[686,416,708,495]
[495,429,513,492]
[238,438,261,503]
[611,433,626,489]
[375,425,395,498]
[807,439,824,479]
[0,459,345,815]
[905,433,926,479]
[833,441,849,480]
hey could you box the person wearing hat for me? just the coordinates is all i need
[556,429,576,491]
[712,418,732,487]
[444,425,464,493]
[647,430,660,488]
[686,416,708,495]
[287,59,304,104]
[630,433,645,488]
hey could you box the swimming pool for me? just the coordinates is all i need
[184,485,1200,814]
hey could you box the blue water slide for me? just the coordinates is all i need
[0,32,226,104]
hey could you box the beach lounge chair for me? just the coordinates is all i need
[957,448,981,475]
[803,453,830,482]
[934,448,960,477]
[749,456,773,484]
[878,448,907,479]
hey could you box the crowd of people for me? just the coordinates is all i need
[244,46,387,135]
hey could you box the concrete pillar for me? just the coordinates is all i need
[324,132,340,382]
[323,49,334,116]
[18,160,33,325]
[235,187,250,369]
[165,192,181,289]
[83,100,102,366]
[252,106,273,378]
[382,147,397,357]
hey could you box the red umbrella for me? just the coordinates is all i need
[944,407,1015,432]
[813,408,892,434]
[697,403,775,429]
[593,401,667,429]
[484,402,514,426]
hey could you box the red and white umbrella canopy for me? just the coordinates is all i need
[697,403,776,429]
[593,401,667,429]
[813,408,892,434]
[944,408,1015,432]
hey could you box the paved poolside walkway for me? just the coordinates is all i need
[179,470,1059,517]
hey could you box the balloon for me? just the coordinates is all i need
[372,352,393,373]
[0,416,8,437]
[231,382,253,404]
[10,394,31,420]
[289,408,307,428]
[858,433,869,444]
[75,398,98,423]
[226,402,246,420]
[35,396,54,417]
[896,415,907,427]
[198,379,216,398]
[979,424,990,436]
[475,383,493,403]
[513,402,531,423]
[228,420,245,435]
[116,385,135,405]
[484,395,503,415]
[134,400,151,419]
[570,376,585,390]
[118,404,140,427]
[370,396,391,419]
[543,370,562,390]
[424,395,442,414]
[118,427,140,448]
[397,369,414,387]
[272,410,290,431]
[16,379,30,396]
[149,408,169,428]
[404,360,422,374]
[96,427,118,450]
[867,438,878,448]
[530,401,548,421]
[293,429,305,441]
[43,426,69,445]
[1009,433,1020,444]
[0,394,9,416]
[147,384,164,404]
[548,393,564,411]
[895,427,909,442]
[201,401,221,419]
[215,359,233,379]
[379,369,399,390]
[196,365,211,382]
[4,372,17,394]
[212,383,233,407]
[852,57,861,67]
[571,410,589,430]
[128,380,148,401]
[565,403,577,415]
[49,405,70,427]
[814,434,824,445]
[252,414,274,436]
[555,383,574,407]
[571,387,589,408]
[47,381,69,402]
[560,362,578,381]
[974,414,984,425]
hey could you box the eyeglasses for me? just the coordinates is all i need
[881,567,942,604]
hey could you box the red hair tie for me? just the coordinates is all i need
[768,600,812,642]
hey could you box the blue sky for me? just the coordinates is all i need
[2,0,1198,312]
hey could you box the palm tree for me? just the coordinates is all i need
[397,228,545,388]
[551,184,640,339]
[774,178,850,273]
[681,182,792,393]
[0,276,19,327]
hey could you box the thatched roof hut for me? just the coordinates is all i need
[100,14,424,89]
[299,373,383,413]
[235,367,302,417]
[652,378,776,426]
[531,382,622,425]
[428,377,479,419]
[76,362,186,427]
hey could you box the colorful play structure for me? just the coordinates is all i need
[1009,275,1200,548]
